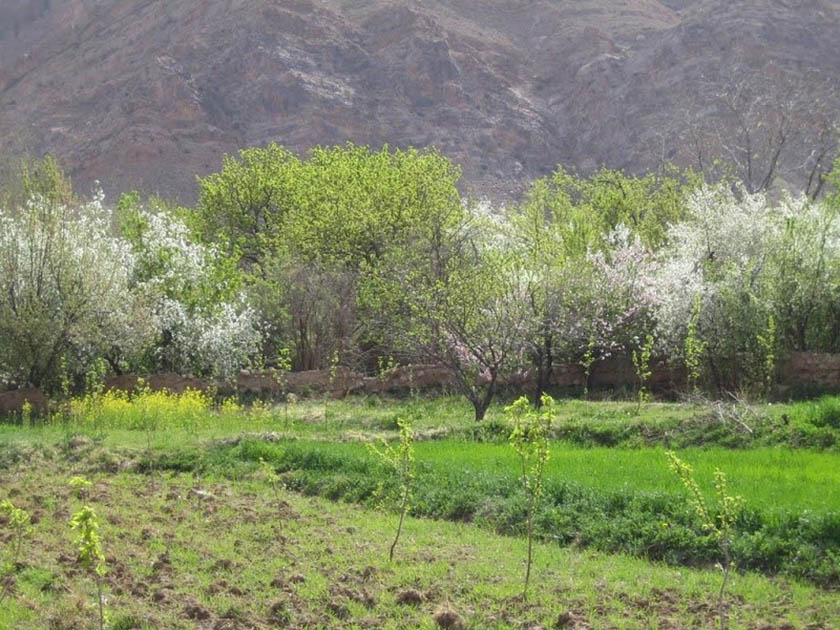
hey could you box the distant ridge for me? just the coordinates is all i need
[1,0,838,201]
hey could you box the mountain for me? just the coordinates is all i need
[1,0,839,202]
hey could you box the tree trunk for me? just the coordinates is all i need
[472,397,489,421]
[533,334,553,406]
[472,375,498,421]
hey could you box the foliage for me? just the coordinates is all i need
[666,451,744,630]
[0,187,150,389]
[5,150,840,401]
[69,505,107,630]
[361,205,533,420]
[196,143,466,372]
[0,499,30,605]
[506,395,554,599]
[653,183,840,391]
[118,196,260,379]
[367,419,415,561]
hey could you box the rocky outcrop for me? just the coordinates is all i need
[1,0,838,203]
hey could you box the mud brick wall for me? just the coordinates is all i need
[784,352,840,389]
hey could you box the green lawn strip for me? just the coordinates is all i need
[2,419,839,588]
[218,439,840,587]
[1,458,837,630]
[2,393,839,450]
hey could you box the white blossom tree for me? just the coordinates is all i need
[0,190,153,388]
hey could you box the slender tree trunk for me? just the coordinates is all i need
[533,334,553,407]
[96,574,105,630]
[718,544,731,630]
[389,483,410,562]
[524,508,534,600]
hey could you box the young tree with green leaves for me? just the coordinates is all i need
[508,174,602,404]
[666,451,743,630]
[507,394,554,600]
[0,499,30,605]
[69,506,107,630]
[368,419,415,562]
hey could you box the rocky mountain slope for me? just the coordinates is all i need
[1,0,839,201]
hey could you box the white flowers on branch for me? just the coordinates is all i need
[0,191,151,387]
[123,205,261,380]
[652,184,840,385]
[0,191,261,388]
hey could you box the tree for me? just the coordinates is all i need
[652,183,840,391]
[195,143,301,268]
[507,171,600,403]
[683,68,839,199]
[508,166,688,403]
[361,207,532,421]
[118,195,260,379]
[0,189,151,389]
[195,143,467,372]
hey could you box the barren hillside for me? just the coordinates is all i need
[1,0,838,201]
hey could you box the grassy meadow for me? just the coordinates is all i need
[1,391,839,629]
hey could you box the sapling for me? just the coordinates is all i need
[755,313,777,398]
[69,505,107,630]
[20,400,32,428]
[580,335,596,398]
[684,296,706,393]
[259,457,285,518]
[367,418,415,562]
[632,333,654,413]
[69,476,93,501]
[273,347,293,427]
[666,451,743,630]
[507,394,554,600]
[0,499,31,605]
[326,349,341,423]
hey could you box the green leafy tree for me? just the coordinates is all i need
[361,218,532,420]
[195,143,466,372]
[195,143,301,268]
[509,174,602,403]
[684,295,706,392]
[632,333,655,412]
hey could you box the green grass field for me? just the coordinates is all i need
[1,391,839,628]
